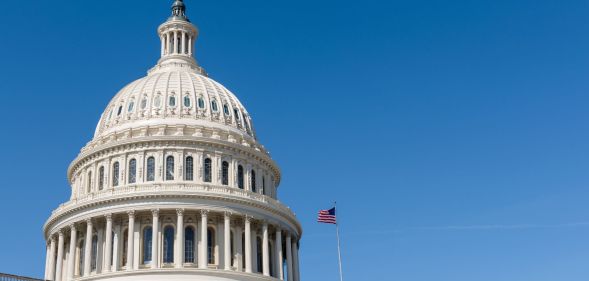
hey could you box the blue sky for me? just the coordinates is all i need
[1,0,589,280]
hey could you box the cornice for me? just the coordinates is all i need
[44,184,301,238]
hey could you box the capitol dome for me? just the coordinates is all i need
[94,71,257,142]
[43,2,302,281]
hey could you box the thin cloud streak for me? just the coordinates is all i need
[306,222,589,238]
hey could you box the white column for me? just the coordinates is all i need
[188,36,192,56]
[252,230,258,273]
[176,209,184,268]
[235,225,243,271]
[199,210,208,269]
[244,216,252,273]
[66,225,77,281]
[104,215,113,272]
[45,242,51,280]
[174,31,178,54]
[181,32,186,54]
[160,35,165,56]
[293,239,300,281]
[133,219,140,270]
[126,211,135,270]
[165,32,170,55]
[224,212,231,270]
[83,219,93,276]
[112,225,120,272]
[262,222,270,276]
[48,237,57,280]
[286,234,293,281]
[152,209,159,269]
[55,231,65,281]
[217,218,224,267]
[275,228,284,280]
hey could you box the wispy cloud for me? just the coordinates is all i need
[306,222,589,238]
[405,222,589,231]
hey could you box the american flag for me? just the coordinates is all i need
[318,207,337,224]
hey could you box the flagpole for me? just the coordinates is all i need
[335,201,344,281]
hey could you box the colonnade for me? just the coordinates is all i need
[161,29,193,57]
[45,209,300,281]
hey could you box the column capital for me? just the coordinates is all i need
[58,230,64,237]
[127,210,135,218]
[69,224,77,232]
[176,208,185,216]
[224,211,232,218]
[85,218,93,226]
[244,214,253,222]
[105,213,113,222]
[152,209,160,217]
[200,209,209,216]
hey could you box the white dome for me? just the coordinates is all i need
[95,70,257,141]
[44,2,302,281]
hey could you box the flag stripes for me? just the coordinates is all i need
[318,207,337,224]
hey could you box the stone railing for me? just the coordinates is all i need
[0,274,44,281]
[52,183,295,218]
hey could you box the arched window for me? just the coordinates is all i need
[128,100,135,113]
[166,156,175,181]
[269,241,275,277]
[185,227,195,263]
[185,156,194,181]
[198,97,205,109]
[230,231,235,267]
[241,233,246,266]
[122,230,128,267]
[211,100,219,112]
[237,165,244,189]
[143,227,152,264]
[154,95,162,108]
[251,170,256,193]
[87,171,92,193]
[146,157,155,182]
[204,158,212,183]
[163,226,175,264]
[141,98,148,110]
[112,162,120,187]
[256,237,263,273]
[184,95,191,108]
[207,228,215,264]
[117,106,123,116]
[169,95,176,107]
[110,231,115,266]
[244,119,251,134]
[262,176,266,196]
[222,161,229,186]
[128,159,137,184]
[91,235,98,271]
[78,240,85,276]
[223,104,230,116]
[98,167,105,190]
[234,109,240,120]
